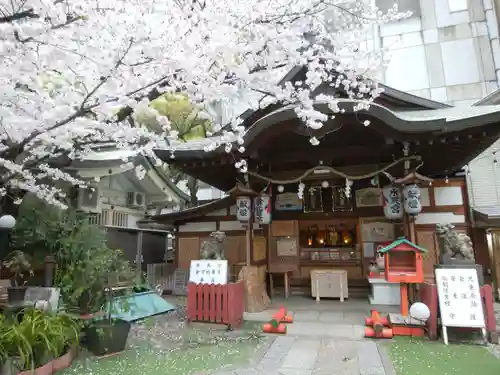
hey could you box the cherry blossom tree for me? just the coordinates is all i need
[0,0,408,215]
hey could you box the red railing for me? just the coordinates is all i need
[420,282,496,340]
[186,281,244,329]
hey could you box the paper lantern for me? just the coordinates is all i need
[254,194,271,224]
[236,196,251,222]
[403,184,422,215]
[409,302,430,321]
[382,186,403,220]
[0,215,16,229]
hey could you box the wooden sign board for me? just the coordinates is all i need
[435,268,487,345]
[189,260,228,285]
[276,237,298,257]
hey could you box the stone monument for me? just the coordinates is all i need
[435,223,484,284]
[199,231,227,260]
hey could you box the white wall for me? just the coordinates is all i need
[467,138,500,208]
[380,0,500,105]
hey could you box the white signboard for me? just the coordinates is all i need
[435,268,486,344]
[189,260,228,285]
[254,194,271,224]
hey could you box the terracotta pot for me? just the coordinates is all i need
[17,360,53,375]
[52,348,77,372]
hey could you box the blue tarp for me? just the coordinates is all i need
[106,291,176,322]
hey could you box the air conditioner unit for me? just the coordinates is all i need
[75,187,101,213]
[127,191,146,208]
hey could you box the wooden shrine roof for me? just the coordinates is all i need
[153,67,500,191]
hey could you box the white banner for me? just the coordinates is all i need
[189,260,228,285]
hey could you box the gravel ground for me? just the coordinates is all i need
[126,296,263,352]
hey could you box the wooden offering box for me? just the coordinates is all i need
[379,238,426,284]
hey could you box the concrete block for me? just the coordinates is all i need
[430,87,448,102]
[472,21,490,36]
[401,31,423,47]
[281,340,320,370]
[441,38,480,85]
[380,18,422,37]
[490,38,500,70]
[423,28,438,44]
[486,9,499,38]
[314,340,360,375]
[424,43,446,87]
[483,0,493,10]
[358,341,385,375]
[468,0,486,22]
[447,83,483,101]
[476,36,497,81]
[420,0,437,30]
[435,0,470,28]
[293,310,319,321]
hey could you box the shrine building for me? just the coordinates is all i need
[149,66,500,306]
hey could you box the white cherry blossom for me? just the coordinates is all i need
[0,0,407,208]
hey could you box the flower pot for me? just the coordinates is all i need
[84,319,131,356]
[52,348,77,372]
[7,287,27,303]
[16,360,53,375]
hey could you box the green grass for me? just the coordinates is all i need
[386,336,500,375]
[59,339,264,375]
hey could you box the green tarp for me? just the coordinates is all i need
[106,291,175,322]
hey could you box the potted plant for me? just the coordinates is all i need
[1,308,81,375]
[2,251,33,303]
[83,285,132,356]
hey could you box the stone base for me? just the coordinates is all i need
[238,265,270,313]
[368,278,400,306]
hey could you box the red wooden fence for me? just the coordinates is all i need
[420,283,496,341]
[186,281,244,329]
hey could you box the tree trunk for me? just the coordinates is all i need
[186,176,199,207]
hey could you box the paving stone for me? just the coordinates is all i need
[286,322,357,339]
[277,369,313,375]
[234,368,261,375]
[357,341,386,375]
[313,339,359,375]
[210,371,237,375]
[376,343,397,375]
[281,339,320,370]
[293,311,320,321]
[256,357,283,372]
[318,311,343,322]
[341,312,368,324]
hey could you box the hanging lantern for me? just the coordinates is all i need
[236,196,251,222]
[403,184,422,216]
[254,194,271,224]
[382,185,403,220]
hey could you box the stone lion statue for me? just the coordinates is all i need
[435,223,474,263]
[200,231,227,260]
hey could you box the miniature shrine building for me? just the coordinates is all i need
[150,66,500,299]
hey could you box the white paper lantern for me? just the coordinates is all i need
[236,196,251,222]
[321,180,329,188]
[0,215,16,229]
[382,186,403,220]
[403,184,422,215]
[409,302,430,322]
[254,194,271,224]
[277,185,285,193]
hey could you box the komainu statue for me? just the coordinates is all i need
[435,223,475,264]
[200,231,227,260]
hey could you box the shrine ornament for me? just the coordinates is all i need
[382,185,404,220]
[403,184,422,216]
[254,194,272,224]
[236,196,251,222]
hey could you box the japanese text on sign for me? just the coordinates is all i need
[435,268,485,328]
[189,260,228,285]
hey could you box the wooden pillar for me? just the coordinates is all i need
[245,200,254,266]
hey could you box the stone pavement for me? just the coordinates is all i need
[212,297,399,375]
